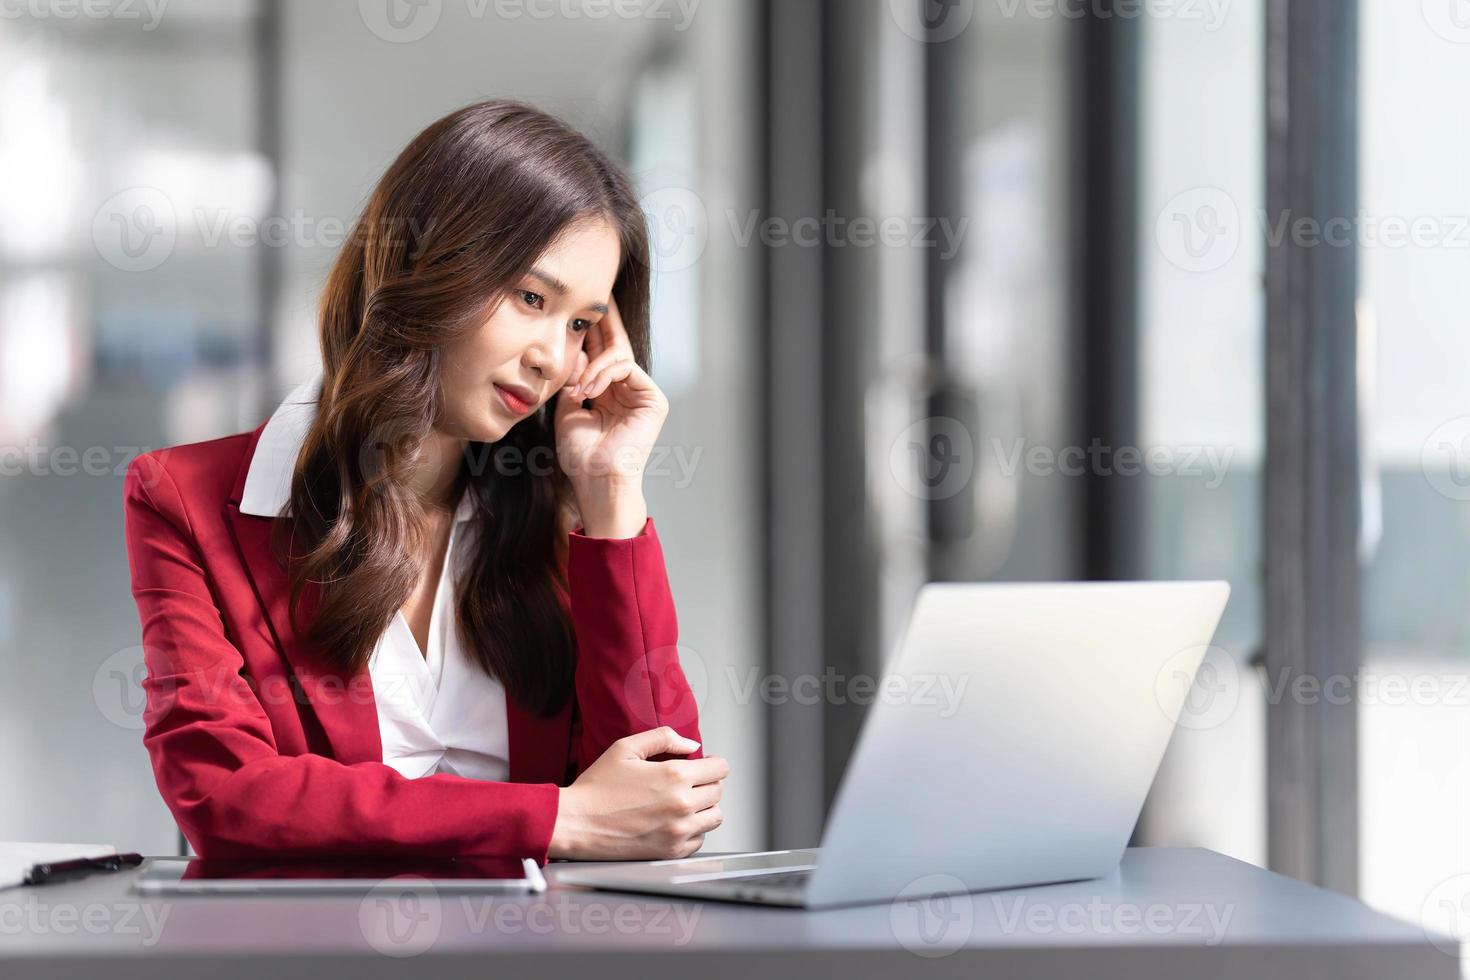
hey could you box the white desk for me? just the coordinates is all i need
[0,847,1457,979]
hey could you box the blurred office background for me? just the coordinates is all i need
[0,0,1464,945]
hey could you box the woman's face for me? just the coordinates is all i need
[438,216,621,443]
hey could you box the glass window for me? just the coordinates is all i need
[0,0,265,853]
[1133,0,1267,866]
[1358,0,1470,943]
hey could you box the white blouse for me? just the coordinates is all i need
[237,371,510,782]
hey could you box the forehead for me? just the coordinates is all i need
[534,218,621,295]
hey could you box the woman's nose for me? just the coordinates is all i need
[525,320,568,378]
[529,332,561,379]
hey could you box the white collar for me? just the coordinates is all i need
[239,368,474,524]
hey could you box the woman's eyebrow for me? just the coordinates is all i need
[527,266,609,314]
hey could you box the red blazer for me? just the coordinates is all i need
[122,422,702,863]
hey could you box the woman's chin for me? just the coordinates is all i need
[473,422,512,444]
[484,412,526,442]
[443,414,508,445]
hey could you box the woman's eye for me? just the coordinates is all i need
[570,318,592,333]
[518,289,544,310]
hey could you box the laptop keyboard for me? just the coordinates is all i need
[735,868,813,891]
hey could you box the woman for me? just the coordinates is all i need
[122,100,725,863]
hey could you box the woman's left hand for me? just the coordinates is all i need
[554,297,668,538]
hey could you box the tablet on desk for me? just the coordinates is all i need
[134,854,546,895]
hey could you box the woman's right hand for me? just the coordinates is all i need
[548,727,728,860]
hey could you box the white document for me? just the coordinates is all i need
[0,842,119,890]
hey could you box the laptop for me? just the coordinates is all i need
[555,580,1231,909]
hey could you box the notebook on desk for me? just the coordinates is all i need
[0,842,126,890]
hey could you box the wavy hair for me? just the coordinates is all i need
[270,100,651,716]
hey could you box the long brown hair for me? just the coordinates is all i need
[271,100,651,716]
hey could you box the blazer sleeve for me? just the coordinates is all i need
[123,452,561,862]
[564,518,704,777]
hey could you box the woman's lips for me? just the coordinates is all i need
[494,383,533,415]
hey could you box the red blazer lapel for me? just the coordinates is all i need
[222,424,382,766]
[221,421,573,786]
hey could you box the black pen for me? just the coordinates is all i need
[24,853,144,886]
